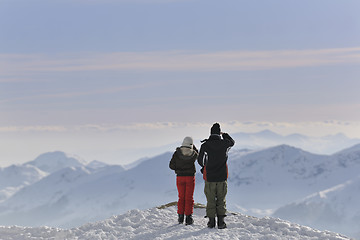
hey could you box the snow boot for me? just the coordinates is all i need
[185,215,193,225]
[178,214,184,224]
[207,217,216,228]
[217,215,227,229]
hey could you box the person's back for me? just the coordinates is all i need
[198,124,235,182]
[169,136,198,225]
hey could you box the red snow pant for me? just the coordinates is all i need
[176,176,195,216]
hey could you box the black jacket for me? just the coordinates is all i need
[169,146,198,176]
[197,133,235,182]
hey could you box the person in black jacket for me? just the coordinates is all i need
[197,123,235,229]
[169,136,198,225]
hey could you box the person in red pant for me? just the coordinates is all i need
[169,136,198,225]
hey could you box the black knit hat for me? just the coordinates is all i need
[210,123,221,135]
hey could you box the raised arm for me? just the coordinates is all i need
[222,133,235,147]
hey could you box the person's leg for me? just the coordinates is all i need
[204,181,217,228]
[215,181,227,216]
[184,176,195,216]
[204,181,217,218]
[176,176,186,223]
[216,181,228,229]
[184,176,195,225]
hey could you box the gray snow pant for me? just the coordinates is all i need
[204,180,227,218]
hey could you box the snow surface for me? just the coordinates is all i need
[0,205,352,240]
[227,144,352,213]
[271,144,360,239]
[0,164,47,202]
[273,176,360,239]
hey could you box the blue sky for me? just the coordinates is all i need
[0,0,360,166]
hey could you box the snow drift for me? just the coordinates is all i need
[0,204,352,240]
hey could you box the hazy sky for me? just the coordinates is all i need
[1,0,360,166]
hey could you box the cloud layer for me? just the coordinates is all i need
[1,121,359,138]
[1,47,359,78]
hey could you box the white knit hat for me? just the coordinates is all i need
[182,136,193,148]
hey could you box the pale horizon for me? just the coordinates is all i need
[1,120,360,167]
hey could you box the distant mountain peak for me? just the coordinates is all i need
[254,129,282,138]
[87,160,109,169]
[263,144,307,155]
[26,151,87,173]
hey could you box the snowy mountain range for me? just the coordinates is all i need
[137,129,360,164]
[231,130,360,155]
[0,143,360,238]
[0,151,174,228]
[227,144,360,212]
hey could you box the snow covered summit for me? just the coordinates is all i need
[26,151,87,173]
[0,204,351,240]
